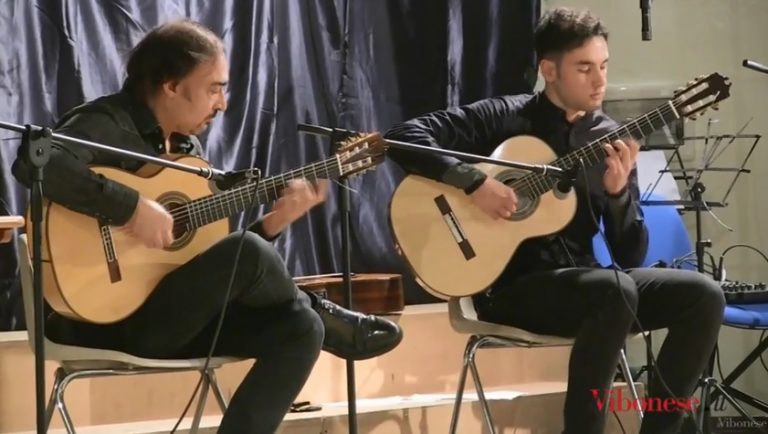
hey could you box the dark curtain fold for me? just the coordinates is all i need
[0,0,540,329]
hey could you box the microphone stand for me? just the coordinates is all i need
[743,59,768,75]
[298,122,569,433]
[332,126,360,434]
[298,123,568,178]
[297,122,566,434]
[0,120,225,434]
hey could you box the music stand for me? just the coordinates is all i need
[640,128,763,433]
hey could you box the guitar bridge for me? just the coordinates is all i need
[99,222,122,283]
[434,195,476,260]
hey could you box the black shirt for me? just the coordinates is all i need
[384,92,649,286]
[11,90,272,347]
[12,89,271,236]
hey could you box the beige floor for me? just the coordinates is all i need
[0,303,640,434]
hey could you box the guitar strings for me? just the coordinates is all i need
[176,159,335,218]
[173,157,335,219]
[512,103,677,194]
[509,101,679,197]
[168,99,682,231]
[171,158,339,229]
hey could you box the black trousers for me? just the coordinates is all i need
[474,267,725,434]
[50,232,324,434]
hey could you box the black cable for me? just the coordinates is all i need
[705,250,718,278]
[613,410,628,434]
[760,330,768,375]
[670,251,717,277]
[169,168,262,433]
[717,244,768,282]
[577,158,704,434]
[717,245,768,379]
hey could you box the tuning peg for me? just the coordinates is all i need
[712,104,720,111]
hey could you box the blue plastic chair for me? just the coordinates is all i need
[594,193,768,414]
[708,298,768,413]
[593,193,695,269]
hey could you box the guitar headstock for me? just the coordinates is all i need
[673,72,731,120]
[336,132,387,178]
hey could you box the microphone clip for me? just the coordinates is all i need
[212,168,262,192]
[555,166,580,194]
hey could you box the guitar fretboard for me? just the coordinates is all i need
[172,157,341,231]
[512,100,681,196]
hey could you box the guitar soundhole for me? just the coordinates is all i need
[497,170,539,221]
[158,191,194,252]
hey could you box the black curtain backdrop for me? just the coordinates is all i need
[0,0,540,330]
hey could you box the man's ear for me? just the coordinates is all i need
[539,58,557,84]
[161,80,180,98]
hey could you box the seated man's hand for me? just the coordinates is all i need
[260,179,329,237]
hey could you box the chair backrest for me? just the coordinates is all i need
[593,193,694,269]
[16,234,39,351]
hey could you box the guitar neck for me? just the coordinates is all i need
[179,156,341,230]
[556,100,681,171]
[513,100,682,197]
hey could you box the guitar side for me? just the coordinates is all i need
[38,156,229,324]
[389,136,577,299]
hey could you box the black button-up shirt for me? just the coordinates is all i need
[385,92,649,286]
[12,90,201,225]
[11,90,273,347]
[12,90,270,237]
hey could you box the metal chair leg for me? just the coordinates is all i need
[619,349,643,424]
[45,368,63,432]
[207,369,229,412]
[54,370,78,434]
[190,373,211,434]
[449,335,479,434]
[469,338,496,434]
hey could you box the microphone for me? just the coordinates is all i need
[743,59,768,75]
[555,166,580,195]
[640,0,652,41]
[210,168,262,193]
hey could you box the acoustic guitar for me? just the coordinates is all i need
[294,272,405,314]
[31,133,386,324]
[389,73,731,299]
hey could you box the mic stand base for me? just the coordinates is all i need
[687,182,763,434]
[692,377,761,434]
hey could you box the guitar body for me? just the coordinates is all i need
[33,155,229,324]
[294,273,405,314]
[389,136,577,299]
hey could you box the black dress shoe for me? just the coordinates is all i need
[313,298,403,360]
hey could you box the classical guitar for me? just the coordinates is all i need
[33,133,386,323]
[294,272,405,314]
[389,73,731,299]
